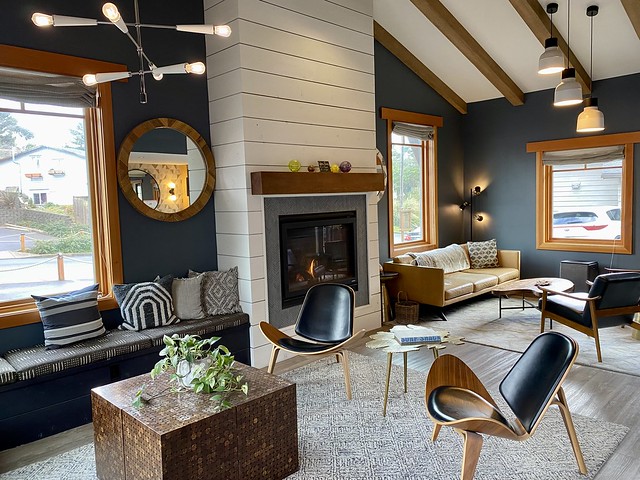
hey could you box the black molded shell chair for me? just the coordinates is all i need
[425,331,586,480]
[259,283,365,399]
[540,272,640,362]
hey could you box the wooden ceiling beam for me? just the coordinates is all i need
[409,0,524,106]
[621,0,640,40]
[374,21,467,114]
[509,0,591,93]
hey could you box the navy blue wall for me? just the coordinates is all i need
[1,1,217,350]
[374,41,466,261]
[464,73,640,276]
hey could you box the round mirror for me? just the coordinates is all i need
[117,118,215,222]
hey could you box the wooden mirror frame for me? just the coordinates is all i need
[117,118,215,222]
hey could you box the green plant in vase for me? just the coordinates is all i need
[133,334,248,410]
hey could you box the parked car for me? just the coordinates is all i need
[403,227,422,241]
[552,206,621,240]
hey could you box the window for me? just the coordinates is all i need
[381,108,441,257]
[0,45,123,328]
[528,132,640,254]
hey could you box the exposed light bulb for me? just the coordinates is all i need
[82,74,98,86]
[169,194,177,202]
[102,3,120,22]
[83,71,131,85]
[185,62,206,75]
[167,182,176,189]
[32,13,54,27]
[214,25,232,37]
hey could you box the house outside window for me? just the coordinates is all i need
[528,133,638,255]
[381,108,441,257]
[0,45,123,328]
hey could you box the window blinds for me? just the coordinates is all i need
[392,121,435,141]
[542,145,625,165]
[0,67,96,108]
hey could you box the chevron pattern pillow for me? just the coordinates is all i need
[114,275,178,331]
[189,267,242,316]
[467,239,500,269]
[33,284,105,349]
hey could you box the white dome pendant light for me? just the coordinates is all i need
[554,0,583,107]
[577,5,604,133]
[539,3,565,75]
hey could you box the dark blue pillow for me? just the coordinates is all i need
[113,275,178,331]
[32,284,105,350]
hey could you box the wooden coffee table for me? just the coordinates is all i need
[491,277,574,318]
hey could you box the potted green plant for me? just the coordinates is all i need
[133,334,248,409]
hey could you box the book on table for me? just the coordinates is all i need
[390,325,443,344]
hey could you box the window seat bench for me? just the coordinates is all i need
[0,312,250,451]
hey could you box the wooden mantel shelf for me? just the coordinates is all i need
[251,171,384,195]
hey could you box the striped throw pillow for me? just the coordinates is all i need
[33,284,106,350]
[114,275,178,331]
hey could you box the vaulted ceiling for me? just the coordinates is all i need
[373,0,640,114]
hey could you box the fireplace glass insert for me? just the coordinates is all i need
[279,211,357,307]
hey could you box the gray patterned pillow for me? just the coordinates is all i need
[467,239,500,269]
[114,275,178,331]
[189,267,242,316]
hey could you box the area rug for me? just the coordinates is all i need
[0,353,628,480]
[418,296,640,377]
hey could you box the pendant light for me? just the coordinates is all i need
[554,0,583,106]
[538,3,564,75]
[577,5,604,133]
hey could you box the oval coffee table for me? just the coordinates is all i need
[491,277,574,318]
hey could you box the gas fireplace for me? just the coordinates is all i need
[279,211,358,307]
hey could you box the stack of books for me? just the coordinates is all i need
[390,325,443,345]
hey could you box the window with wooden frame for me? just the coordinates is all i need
[381,108,441,257]
[527,132,640,254]
[0,45,123,329]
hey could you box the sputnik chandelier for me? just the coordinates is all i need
[31,0,231,103]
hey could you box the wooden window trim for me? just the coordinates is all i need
[381,108,440,257]
[527,132,638,255]
[0,45,124,329]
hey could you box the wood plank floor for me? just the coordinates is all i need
[1,333,639,479]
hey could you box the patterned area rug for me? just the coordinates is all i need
[0,353,628,480]
[419,296,640,376]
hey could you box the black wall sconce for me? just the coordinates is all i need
[460,185,483,240]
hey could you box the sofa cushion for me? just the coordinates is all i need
[393,254,414,264]
[467,239,500,268]
[114,275,179,331]
[172,274,206,320]
[4,330,152,381]
[32,284,106,350]
[409,244,470,273]
[138,313,250,347]
[443,275,474,300]
[189,267,243,316]
[0,357,16,386]
[463,267,519,284]
[448,272,499,292]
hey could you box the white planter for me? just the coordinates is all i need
[176,358,212,388]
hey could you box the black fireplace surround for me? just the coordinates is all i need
[279,211,358,307]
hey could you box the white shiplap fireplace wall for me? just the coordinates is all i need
[204,0,381,368]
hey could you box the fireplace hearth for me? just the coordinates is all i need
[279,211,357,307]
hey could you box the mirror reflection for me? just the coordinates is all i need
[128,128,206,214]
[128,169,160,210]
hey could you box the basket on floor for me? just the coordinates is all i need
[395,291,419,325]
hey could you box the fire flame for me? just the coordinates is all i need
[307,259,317,278]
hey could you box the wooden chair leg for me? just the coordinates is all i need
[593,328,603,363]
[267,346,280,374]
[555,388,587,474]
[457,429,483,480]
[339,350,353,400]
[540,314,546,333]
[431,423,442,442]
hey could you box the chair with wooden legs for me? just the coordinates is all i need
[425,331,586,480]
[540,271,640,362]
[259,283,365,399]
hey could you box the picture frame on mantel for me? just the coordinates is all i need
[317,161,331,172]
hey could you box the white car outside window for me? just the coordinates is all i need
[552,206,621,240]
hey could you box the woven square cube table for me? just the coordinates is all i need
[91,363,298,480]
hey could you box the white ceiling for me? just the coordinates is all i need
[373,0,640,104]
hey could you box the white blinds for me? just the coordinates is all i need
[542,145,625,165]
[392,121,435,141]
[0,66,96,108]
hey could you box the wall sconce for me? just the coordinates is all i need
[168,182,177,202]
